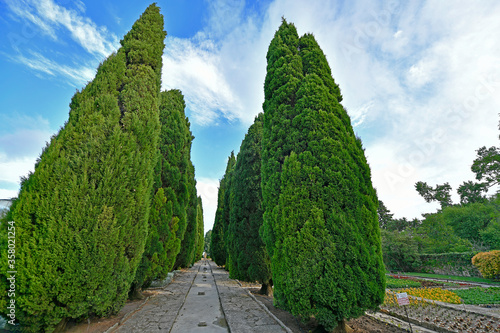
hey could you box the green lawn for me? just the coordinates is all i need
[400,272,500,285]
[453,287,500,304]
[385,276,422,289]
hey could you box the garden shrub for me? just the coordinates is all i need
[472,250,500,280]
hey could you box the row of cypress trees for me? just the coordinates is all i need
[211,19,385,332]
[0,4,203,331]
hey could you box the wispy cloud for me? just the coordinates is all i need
[11,51,95,86]
[4,0,118,58]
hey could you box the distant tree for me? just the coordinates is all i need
[204,230,212,257]
[0,5,165,331]
[457,181,488,204]
[227,114,272,295]
[195,196,205,262]
[381,230,421,272]
[471,146,500,188]
[442,203,495,249]
[211,152,236,266]
[174,160,198,268]
[414,213,472,254]
[415,181,453,208]
[261,21,385,332]
[378,200,394,229]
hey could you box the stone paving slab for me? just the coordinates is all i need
[114,260,288,333]
[170,260,227,332]
[114,264,198,332]
[209,260,287,333]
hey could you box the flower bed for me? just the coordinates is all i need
[399,287,462,304]
[454,287,500,305]
[382,291,500,333]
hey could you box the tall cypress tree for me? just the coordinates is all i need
[132,89,195,295]
[0,4,165,331]
[260,19,304,258]
[211,152,236,266]
[227,114,272,295]
[156,90,192,249]
[262,23,385,332]
[195,196,205,261]
[174,159,198,268]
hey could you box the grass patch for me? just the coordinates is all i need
[453,287,500,305]
[385,276,422,289]
[400,272,500,285]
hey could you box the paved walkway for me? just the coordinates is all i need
[113,259,287,332]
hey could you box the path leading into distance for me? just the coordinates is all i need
[113,259,287,332]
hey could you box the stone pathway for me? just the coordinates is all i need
[113,260,288,332]
[209,260,287,333]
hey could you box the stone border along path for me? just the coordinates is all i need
[112,259,289,332]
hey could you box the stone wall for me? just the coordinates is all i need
[418,252,482,277]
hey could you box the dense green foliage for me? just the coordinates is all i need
[204,230,212,257]
[261,20,385,331]
[0,4,165,331]
[195,196,205,262]
[453,287,500,304]
[260,20,304,259]
[210,153,235,266]
[226,114,272,293]
[174,159,199,268]
[132,89,196,293]
[381,230,421,272]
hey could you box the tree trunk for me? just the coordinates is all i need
[331,320,353,333]
[53,317,68,333]
[128,285,145,300]
[259,282,273,297]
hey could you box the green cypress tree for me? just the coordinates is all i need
[195,196,205,261]
[261,19,304,258]
[156,89,193,245]
[227,114,272,295]
[0,4,165,331]
[174,160,198,268]
[132,89,196,295]
[262,24,385,332]
[211,152,236,266]
[204,229,212,257]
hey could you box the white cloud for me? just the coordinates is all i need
[11,51,95,86]
[0,114,52,198]
[5,0,118,58]
[196,177,220,234]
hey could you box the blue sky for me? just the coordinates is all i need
[1,0,500,233]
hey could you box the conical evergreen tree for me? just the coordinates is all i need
[132,89,195,294]
[157,90,193,245]
[227,114,272,295]
[174,160,198,268]
[262,23,385,332]
[0,4,165,331]
[195,196,205,261]
[211,152,236,266]
[260,19,304,258]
